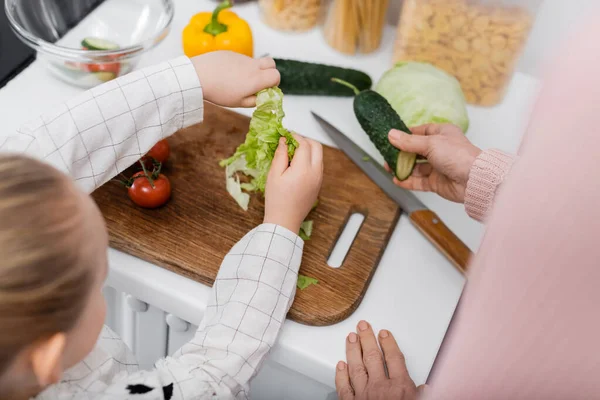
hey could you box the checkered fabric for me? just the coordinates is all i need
[1,56,204,193]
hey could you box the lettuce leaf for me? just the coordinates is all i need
[299,220,313,241]
[220,88,298,202]
[297,274,318,290]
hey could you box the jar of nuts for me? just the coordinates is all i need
[259,0,322,32]
[393,0,541,107]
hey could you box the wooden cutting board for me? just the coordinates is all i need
[92,102,400,326]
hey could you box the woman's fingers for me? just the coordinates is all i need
[409,124,443,136]
[346,332,368,393]
[335,361,354,400]
[393,176,432,192]
[356,320,387,382]
[378,329,411,381]
[388,130,430,156]
[411,163,433,178]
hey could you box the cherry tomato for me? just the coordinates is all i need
[128,172,171,209]
[142,139,170,169]
[81,46,121,75]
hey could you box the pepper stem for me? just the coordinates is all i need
[203,0,232,36]
[415,159,429,164]
[331,78,361,96]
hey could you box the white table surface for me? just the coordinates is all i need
[0,0,540,388]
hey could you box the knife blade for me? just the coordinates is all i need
[311,111,472,274]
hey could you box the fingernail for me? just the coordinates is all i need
[380,329,389,338]
[348,332,358,343]
[389,130,402,141]
[279,137,286,146]
[337,361,346,371]
[358,320,369,331]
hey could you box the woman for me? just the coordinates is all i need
[335,13,600,400]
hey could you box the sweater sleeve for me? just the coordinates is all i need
[0,56,203,194]
[464,149,516,222]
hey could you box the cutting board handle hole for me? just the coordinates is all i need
[327,212,366,269]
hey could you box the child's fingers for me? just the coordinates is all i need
[270,138,290,176]
[258,56,276,70]
[308,139,323,170]
[240,95,257,108]
[290,134,311,167]
[253,69,281,93]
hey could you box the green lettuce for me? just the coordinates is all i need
[220,88,297,208]
[297,274,318,290]
[299,220,313,241]
[375,62,470,133]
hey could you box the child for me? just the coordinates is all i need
[0,51,323,399]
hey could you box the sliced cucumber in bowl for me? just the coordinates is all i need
[81,37,120,51]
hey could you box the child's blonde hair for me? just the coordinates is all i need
[0,155,94,376]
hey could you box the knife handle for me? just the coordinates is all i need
[410,210,472,274]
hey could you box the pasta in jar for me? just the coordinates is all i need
[259,0,322,31]
[323,0,389,54]
[393,0,538,106]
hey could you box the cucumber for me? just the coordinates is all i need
[81,37,119,51]
[94,72,117,82]
[333,79,417,181]
[274,58,372,97]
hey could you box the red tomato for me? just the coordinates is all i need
[128,172,171,209]
[142,139,170,169]
[81,46,121,75]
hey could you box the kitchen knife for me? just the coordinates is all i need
[312,111,472,274]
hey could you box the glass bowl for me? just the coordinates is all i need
[5,0,174,88]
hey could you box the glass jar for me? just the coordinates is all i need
[393,0,541,106]
[259,0,322,32]
[323,0,389,54]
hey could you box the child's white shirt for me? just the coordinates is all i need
[0,57,303,399]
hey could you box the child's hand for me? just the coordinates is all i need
[191,51,280,108]
[264,135,323,234]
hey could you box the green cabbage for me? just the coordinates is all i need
[375,62,470,133]
[220,87,298,209]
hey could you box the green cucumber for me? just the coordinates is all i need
[274,58,372,97]
[81,37,119,51]
[333,78,417,181]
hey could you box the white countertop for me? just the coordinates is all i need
[0,0,540,388]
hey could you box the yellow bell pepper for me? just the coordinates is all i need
[182,0,253,58]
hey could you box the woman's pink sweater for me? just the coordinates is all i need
[426,16,600,400]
